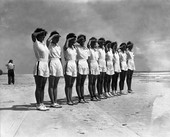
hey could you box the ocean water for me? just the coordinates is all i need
[134,71,170,83]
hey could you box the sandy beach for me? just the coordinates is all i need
[0,72,170,137]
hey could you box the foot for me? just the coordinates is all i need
[94,96,101,101]
[105,92,111,98]
[37,104,49,111]
[90,97,96,101]
[67,101,74,105]
[100,94,107,99]
[83,99,89,103]
[78,99,85,103]
[128,90,134,93]
[51,103,62,108]
[108,92,113,97]
[116,92,121,96]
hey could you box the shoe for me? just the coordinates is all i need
[38,104,49,111]
[78,99,85,103]
[111,91,117,96]
[128,90,134,94]
[116,92,121,96]
[105,92,111,98]
[67,102,74,105]
[100,94,107,99]
[94,96,101,101]
[83,99,89,103]
[91,97,95,101]
[51,103,62,108]
[36,104,41,110]
[108,92,113,97]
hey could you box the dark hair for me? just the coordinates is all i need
[77,34,86,41]
[127,41,132,46]
[105,40,111,51]
[98,37,105,48]
[66,33,76,40]
[111,41,117,49]
[127,42,134,51]
[119,43,126,51]
[87,37,97,49]
[34,28,47,36]
[98,37,105,41]
[49,31,60,38]
[105,40,111,46]
[9,59,13,63]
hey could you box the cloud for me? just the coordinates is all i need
[0,0,170,73]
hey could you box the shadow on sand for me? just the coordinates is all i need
[0,96,91,111]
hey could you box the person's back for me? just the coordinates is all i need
[6,62,15,70]
[6,60,15,85]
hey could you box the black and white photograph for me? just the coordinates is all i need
[0,0,170,137]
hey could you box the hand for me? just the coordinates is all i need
[67,37,76,42]
[32,31,45,36]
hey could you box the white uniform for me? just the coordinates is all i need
[88,48,100,75]
[113,51,121,73]
[76,43,89,75]
[33,40,49,77]
[127,50,135,70]
[119,51,128,71]
[98,48,106,72]
[89,49,100,75]
[48,43,63,77]
[64,47,77,77]
[6,63,15,70]
[106,50,114,75]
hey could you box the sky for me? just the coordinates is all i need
[0,0,170,74]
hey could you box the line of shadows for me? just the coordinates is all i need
[0,96,92,111]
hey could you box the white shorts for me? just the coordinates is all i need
[98,59,106,72]
[77,60,89,75]
[106,61,115,75]
[64,60,77,77]
[33,61,49,77]
[49,58,63,77]
[89,60,100,75]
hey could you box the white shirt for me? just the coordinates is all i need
[48,43,61,59]
[106,50,113,62]
[76,43,89,60]
[33,40,49,62]
[119,51,128,71]
[98,48,106,61]
[113,51,121,72]
[89,48,99,61]
[127,50,135,70]
[6,63,15,70]
[64,47,77,61]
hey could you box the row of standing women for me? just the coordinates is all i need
[31,28,135,111]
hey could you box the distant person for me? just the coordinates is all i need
[104,40,114,97]
[126,41,135,93]
[75,34,89,103]
[31,28,49,111]
[97,38,107,99]
[47,31,63,108]
[63,33,77,105]
[6,59,15,85]
[111,42,121,96]
[119,43,128,95]
[87,37,100,101]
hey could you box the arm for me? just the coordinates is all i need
[31,31,45,42]
[46,37,51,48]
[63,37,75,51]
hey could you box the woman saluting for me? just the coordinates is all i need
[31,28,49,111]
